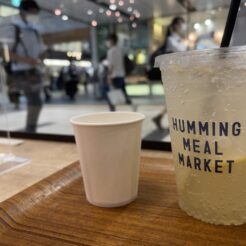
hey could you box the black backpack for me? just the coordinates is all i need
[146,45,170,81]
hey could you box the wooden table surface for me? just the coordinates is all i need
[0,140,78,202]
[0,143,245,246]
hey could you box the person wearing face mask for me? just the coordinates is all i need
[165,17,187,53]
[1,0,46,132]
[151,16,188,130]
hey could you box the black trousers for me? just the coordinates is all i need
[112,77,132,104]
[8,70,43,132]
[25,91,42,132]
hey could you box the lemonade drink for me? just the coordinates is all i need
[156,47,246,225]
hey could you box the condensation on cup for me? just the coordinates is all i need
[156,46,246,225]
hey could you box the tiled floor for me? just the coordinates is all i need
[0,91,171,142]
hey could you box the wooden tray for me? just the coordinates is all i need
[0,155,245,245]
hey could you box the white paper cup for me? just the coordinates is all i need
[71,112,145,207]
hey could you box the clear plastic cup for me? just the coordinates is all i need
[156,46,246,225]
[71,112,145,207]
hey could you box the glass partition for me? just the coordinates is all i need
[0,0,232,149]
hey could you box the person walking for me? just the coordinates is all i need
[151,17,187,130]
[106,33,132,111]
[64,61,79,100]
[2,0,46,132]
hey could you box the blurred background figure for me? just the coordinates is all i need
[56,66,67,91]
[196,32,219,50]
[106,33,132,111]
[40,64,52,102]
[2,0,46,132]
[165,17,187,53]
[149,16,188,130]
[97,56,108,100]
[97,56,115,111]
[64,60,79,100]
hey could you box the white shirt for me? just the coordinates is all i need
[107,45,125,78]
[2,16,46,71]
[165,33,187,53]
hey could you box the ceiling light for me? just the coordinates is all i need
[118,1,124,6]
[194,23,201,30]
[91,20,98,27]
[134,10,140,18]
[54,8,62,16]
[132,22,137,28]
[110,0,116,3]
[127,7,133,12]
[129,15,135,21]
[204,19,212,26]
[99,8,104,13]
[106,10,112,16]
[135,13,140,18]
[118,17,123,23]
[87,9,93,15]
[62,15,69,21]
[109,4,117,11]
[129,0,134,4]
[115,11,120,17]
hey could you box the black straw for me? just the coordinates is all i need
[221,0,241,47]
